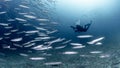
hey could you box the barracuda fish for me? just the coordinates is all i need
[11,38,23,42]
[19,53,28,57]
[25,30,39,34]
[90,51,102,54]
[72,45,85,49]
[95,42,102,45]
[45,38,65,46]
[35,36,52,40]
[34,27,47,31]
[3,45,10,49]
[55,45,66,49]
[24,15,36,19]
[50,22,58,25]
[87,37,105,44]
[29,12,36,15]
[32,45,52,50]
[30,57,45,60]
[39,23,47,26]
[4,26,12,29]
[19,5,30,9]
[77,35,93,38]
[18,12,28,15]
[23,41,32,46]
[63,51,78,55]
[24,43,36,47]
[15,18,27,22]
[4,33,11,35]
[37,18,49,22]
[80,55,91,57]
[0,23,9,26]
[23,24,32,27]
[38,33,48,36]
[99,54,110,58]
[44,62,62,66]
[47,30,58,34]
[7,19,15,21]
[0,38,3,40]
[0,11,7,14]
[13,43,23,48]
[62,40,71,44]
[14,8,21,10]
[70,43,82,46]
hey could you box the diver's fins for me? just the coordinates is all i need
[86,21,92,26]
[70,26,76,29]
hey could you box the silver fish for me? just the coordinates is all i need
[19,53,28,57]
[15,18,27,22]
[24,15,36,19]
[0,38,3,40]
[25,30,39,34]
[87,37,105,44]
[99,54,110,58]
[30,57,45,60]
[0,23,9,26]
[13,43,23,47]
[63,51,78,55]
[95,42,102,45]
[50,22,58,25]
[35,37,52,40]
[19,5,30,9]
[14,8,21,10]
[11,38,23,42]
[7,19,15,21]
[47,30,58,34]
[0,11,7,14]
[4,26,12,29]
[10,29,18,32]
[32,44,52,50]
[35,27,47,31]
[44,62,62,66]
[70,43,82,46]
[77,35,93,38]
[73,45,85,49]
[37,18,49,22]
[4,33,11,35]
[38,33,48,36]
[90,51,102,54]
[62,40,71,44]
[24,43,36,47]
[18,12,28,15]
[55,45,66,49]
[46,38,65,46]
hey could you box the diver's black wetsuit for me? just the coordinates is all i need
[71,23,92,32]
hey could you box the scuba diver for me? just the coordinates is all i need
[71,20,92,32]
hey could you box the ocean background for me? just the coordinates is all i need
[0,0,120,68]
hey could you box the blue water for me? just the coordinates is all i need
[0,0,120,68]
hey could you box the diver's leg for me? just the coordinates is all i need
[84,23,91,31]
[75,29,78,32]
[70,26,76,29]
[86,23,92,27]
[83,21,92,32]
[71,26,78,32]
